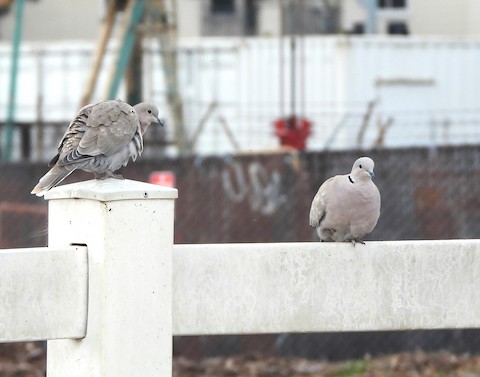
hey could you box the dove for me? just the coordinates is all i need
[309,157,381,245]
[31,99,162,196]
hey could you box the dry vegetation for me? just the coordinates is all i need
[2,343,480,377]
[173,352,480,377]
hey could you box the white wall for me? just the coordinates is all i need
[410,0,480,36]
[159,36,480,152]
[0,0,100,42]
[257,0,282,36]
[339,0,367,33]
[3,0,480,42]
[177,0,202,37]
[340,0,480,36]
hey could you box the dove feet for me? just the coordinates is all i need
[107,172,125,180]
[351,239,366,247]
[94,172,125,180]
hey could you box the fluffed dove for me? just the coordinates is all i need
[309,157,381,245]
[31,99,162,196]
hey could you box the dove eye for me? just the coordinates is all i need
[147,110,152,114]
[359,164,362,169]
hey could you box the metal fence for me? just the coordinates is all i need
[1,145,480,363]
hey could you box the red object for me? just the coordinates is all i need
[149,171,176,188]
[274,115,312,151]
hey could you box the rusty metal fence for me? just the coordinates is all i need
[1,145,480,360]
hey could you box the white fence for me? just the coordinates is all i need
[1,36,480,159]
[0,179,480,376]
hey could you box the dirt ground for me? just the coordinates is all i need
[173,352,480,377]
[0,343,45,377]
[2,342,480,377]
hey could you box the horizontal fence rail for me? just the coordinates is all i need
[173,240,480,335]
[0,246,88,342]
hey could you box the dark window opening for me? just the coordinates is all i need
[244,0,257,35]
[378,0,406,8]
[211,0,235,14]
[388,21,409,34]
[351,22,365,34]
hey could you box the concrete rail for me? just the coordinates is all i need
[173,240,480,335]
[0,246,87,342]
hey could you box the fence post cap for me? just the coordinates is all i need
[44,179,178,201]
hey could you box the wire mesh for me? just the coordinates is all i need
[1,146,480,369]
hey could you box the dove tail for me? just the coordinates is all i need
[31,165,76,197]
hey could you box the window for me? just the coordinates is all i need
[388,21,409,34]
[244,0,257,35]
[211,0,235,14]
[378,0,406,8]
[352,22,365,34]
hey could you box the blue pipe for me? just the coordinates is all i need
[2,0,26,161]
[361,0,377,34]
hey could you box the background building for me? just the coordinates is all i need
[1,0,480,159]
[2,0,480,41]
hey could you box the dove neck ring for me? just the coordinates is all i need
[348,175,355,184]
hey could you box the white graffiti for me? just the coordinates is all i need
[222,161,287,215]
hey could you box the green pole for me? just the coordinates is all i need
[107,0,144,100]
[2,0,26,161]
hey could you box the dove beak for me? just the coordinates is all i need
[156,117,164,127]
[369,170,376,179]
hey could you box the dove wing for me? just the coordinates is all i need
[78,100,139,156]
[309,176,334,228]
[56,100,139,166]
[49,103,94,166]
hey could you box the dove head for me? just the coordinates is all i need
[134,103,163,135]
[351,157,376,181]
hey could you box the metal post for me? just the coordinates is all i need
[156,0,189,154]
[80,0,117,107]
[362,0,377,34]
[106,0,145,100]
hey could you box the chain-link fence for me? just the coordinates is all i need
[1,145,480,365]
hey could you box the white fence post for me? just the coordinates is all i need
[44,179,177,377]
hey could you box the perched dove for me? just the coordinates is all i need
[309,157,381,245]
[31,99,162,196]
